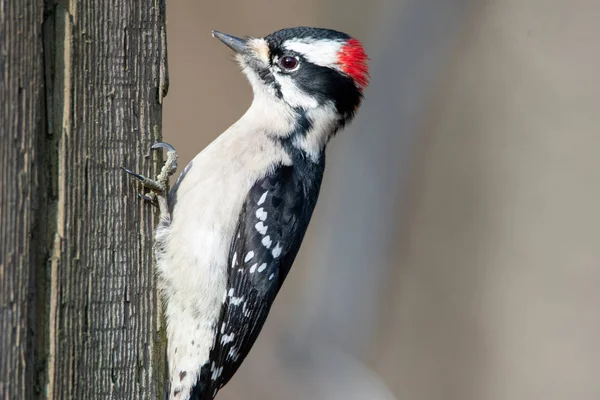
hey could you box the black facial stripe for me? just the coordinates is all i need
[292,107,312,135]
[292,62,362,118]
[256,67,282,98]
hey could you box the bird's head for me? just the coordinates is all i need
[212,27,369,158]
[213,27,369,124]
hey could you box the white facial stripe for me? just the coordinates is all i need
[275,74,319,109]
[283,38,344,69]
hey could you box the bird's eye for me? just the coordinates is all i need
[279,55,299,70]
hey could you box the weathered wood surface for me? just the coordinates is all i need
[1,0,169,398]
[1,1,46,399]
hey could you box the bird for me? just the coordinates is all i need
[123,26,369,400]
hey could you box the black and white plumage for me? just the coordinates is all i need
[142,27,369,400]
[191,158,324,398]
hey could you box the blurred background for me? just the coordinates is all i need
[163,1,600,399]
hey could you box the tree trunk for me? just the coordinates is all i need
[1,1,169,399]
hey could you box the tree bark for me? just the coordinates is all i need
[1,2,47,399]
[1,1,169,399]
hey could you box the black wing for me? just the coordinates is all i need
[191,159,325,399]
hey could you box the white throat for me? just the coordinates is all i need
[240,72,340,161]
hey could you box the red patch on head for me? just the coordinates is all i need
[337,38,370,90]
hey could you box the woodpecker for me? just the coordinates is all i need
[123,27,369,400]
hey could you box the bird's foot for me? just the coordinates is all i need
[122,142,178,219]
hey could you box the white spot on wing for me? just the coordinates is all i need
[221,333,235,344]
[255,207,268,221]
[255,221,268,235]
[257,263,267,273]
[272,242,282,258]
[244,251,254,262]
[269,273,275,281]
[261,235,272,248]
[257,191,268,205]
[228,288,234,297]
[249,263,257,273]
[231,252,237,268]
[228,347,239,361]
[211,366,223,381]
[230,296,244,306]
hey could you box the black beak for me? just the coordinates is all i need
[212,30,248,54]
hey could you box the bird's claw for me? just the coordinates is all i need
[152,142,178,176]
[138,192,158,204]
[121,167,144,181]
[121,166,166,194]
[151,142,176,152]
[123,142,178,219]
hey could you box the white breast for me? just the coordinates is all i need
[156,104,292,399]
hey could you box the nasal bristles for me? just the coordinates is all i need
[338,39,370,90]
